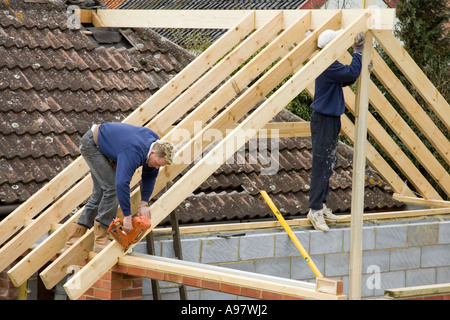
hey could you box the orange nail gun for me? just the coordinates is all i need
[107,216,151,250]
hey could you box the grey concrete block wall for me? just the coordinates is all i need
[134,218,450,300]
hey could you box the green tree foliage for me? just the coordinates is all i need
[396,0,449,101]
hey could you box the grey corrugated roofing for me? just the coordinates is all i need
[116,0,307,10]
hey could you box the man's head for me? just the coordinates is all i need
[317,29,343,49]
[147,140,174,169]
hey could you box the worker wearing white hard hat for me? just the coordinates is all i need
[307,30,366,232]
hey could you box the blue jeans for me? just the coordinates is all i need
[308,111,341,210]
[77,130,118,229]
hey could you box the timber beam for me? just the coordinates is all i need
[113,253,347,300]
[76,9,395,30]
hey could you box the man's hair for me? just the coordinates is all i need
[153,140,174,165]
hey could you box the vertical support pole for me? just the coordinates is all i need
[145,231,162,300]
[348,29,373,300]
[170,210,188,300]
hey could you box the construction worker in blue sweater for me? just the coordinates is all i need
[65,122,174,252]
[307,30,366,232]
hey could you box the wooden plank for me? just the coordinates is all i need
[349,31,373,300]
[340,52,449,197]
[372,30,450,131]
[152,207,450,237]
[0,11,254,270]
[261,122,311,137]
[64,240,124,300]
[123,11,256,127]
[0,158,88,246]
[64,12,370,300]
[2,13,255,284]
[341,87,442,200]
[0,175,93,273]
[150,11,340,200]
[163,11,312,147]
[95,9,395,30]
[118,254,345,300]
[393,194,450,208]
[91,12,105,27]
[366,80,450,197]
[371,48,450,166]
[340,114,415,197]
[148,11,283,136]
[10,177,140,289]
[40,228,94,291]
[0,12,251,251]
[7,209,82,287]
[385,283,450,299]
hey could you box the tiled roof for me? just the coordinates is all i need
[0,1,403,222]
[0,0,195,204]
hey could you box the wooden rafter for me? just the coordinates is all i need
[373,30,450,131]
[82,9,395,30]
[0,12,257,275]
[2,8,448,301]
[63,11,371,300]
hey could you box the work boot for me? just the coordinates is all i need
[64,223,88,251]
[307,209,329,232]
[322,204,340,222]
[93,221,111,253]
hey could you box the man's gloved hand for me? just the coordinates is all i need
[353,32,365,53]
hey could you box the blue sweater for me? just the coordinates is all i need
[310,53,362,116]
[97,122,159,217]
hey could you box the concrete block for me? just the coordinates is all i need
[324,252,349,277]
[158,238,200,262]
[407,223,438,246]
[343,226,375,252]
[438,221,450,244]
[255,257,290,278]
[275,231,309,258]
[421,244,450,267]
[219,261,255,273]
[375,224,407,249]
[161,239,175,258]
[291,255,324,280]
[437,266,450,283]
[406,268,436,287]
[390,247,421,271]
[374,271,405,296]
[361,273,374,297]
[201,237,239,263]
[181,239,202,263]
[239,234,275,260]
[310,229,343,255]
[362,250,390,273]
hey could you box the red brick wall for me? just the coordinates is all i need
[109,264,304,300]
[396,294,450,300]
[79,269,142,300]
[0,266,18,300]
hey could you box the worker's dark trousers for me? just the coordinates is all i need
[309,111,341,210]
[77,129,118,229]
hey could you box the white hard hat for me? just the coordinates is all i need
[317,29,343,49]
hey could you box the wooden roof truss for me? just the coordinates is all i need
[0,9,448,300]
